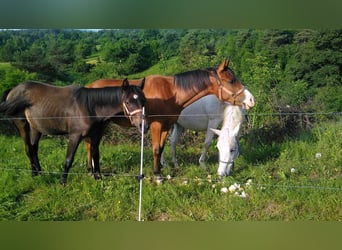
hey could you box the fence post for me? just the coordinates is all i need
[138,107,145,221]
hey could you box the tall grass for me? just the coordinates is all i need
[0,121,341,221]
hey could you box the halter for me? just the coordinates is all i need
[219,160,235,165]
[215,74,245,105]
[123,102,143,124]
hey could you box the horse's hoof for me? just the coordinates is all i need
[218,175,224,183]
[199,161,206,168]
[154,175,164,185]
[59,179,67,186]
[32,170,41,177]
[160,159,168,168]
[93,173,102,180]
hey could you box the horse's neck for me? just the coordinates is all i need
[179,89,210,108]
[94,106,122,120]
[221,105,245,131]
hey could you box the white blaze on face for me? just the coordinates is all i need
[242,89,255,110]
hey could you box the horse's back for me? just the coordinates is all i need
[8,81,80,116]
[87,78,142,88]
[87,76,174,96]
[24,80,78,92]
[176,95,224,130]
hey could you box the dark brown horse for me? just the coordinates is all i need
[0,79,146,184]
[86,58,255,180]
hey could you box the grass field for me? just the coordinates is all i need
[0,121,341,221]
[0,62,11,70]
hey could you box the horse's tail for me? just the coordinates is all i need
[0,86,31,116]
[0,88,12,102]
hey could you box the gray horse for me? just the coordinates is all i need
[162,94,250,175]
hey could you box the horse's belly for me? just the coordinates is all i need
[25,110,69,135]
[32,119,68,135]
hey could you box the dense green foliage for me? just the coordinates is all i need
[0,29,341,221]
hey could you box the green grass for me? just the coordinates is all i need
[0,121,341,221]
[0,62,12,70]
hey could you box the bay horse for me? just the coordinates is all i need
[86,58,255,180]
[0,79,146,184]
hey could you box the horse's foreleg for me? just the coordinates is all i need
[200,119,221,166]
[151,123,162,176]
[199,127,215,166]
[151,122,170,177]
[60,135,82,185]
[89,132,103,180]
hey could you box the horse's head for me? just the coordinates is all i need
[121,78,148,133]
[211,126,241,178]
[214,58,255,110]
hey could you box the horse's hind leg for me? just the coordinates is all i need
[84,137,93,173]
[169,123,184,168]
[14,120,42,176]
[29,129,42,175]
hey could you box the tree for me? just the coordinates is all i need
[0,67,38,94]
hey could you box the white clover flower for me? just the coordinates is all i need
[229,184,237,192]
[290,168,296,173]
[156,179,163,185]
[240,191,247,198]
[221,187,228,193]
[315,153,322,159]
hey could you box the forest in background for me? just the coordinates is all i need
[0,29,341,140]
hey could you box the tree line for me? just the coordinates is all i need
[0,29,341,138]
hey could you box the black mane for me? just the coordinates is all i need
[74,87,122,114]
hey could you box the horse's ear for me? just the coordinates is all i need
[122,78,129,88]
[226,57,230,67]
[139,77,145,90]
[210,128,221,136]
[232,124,242,136]
[218,59,226,72]
[218,57,230,72]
